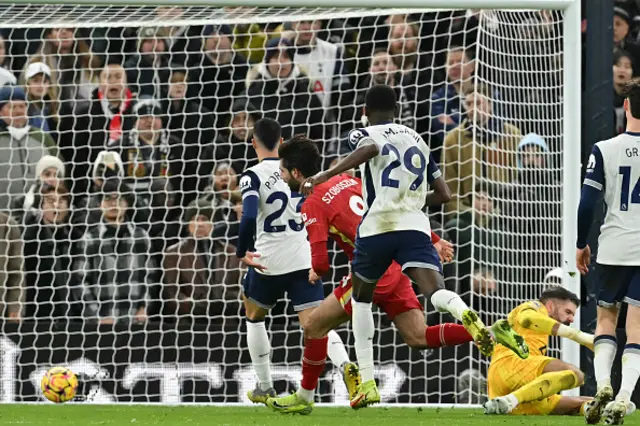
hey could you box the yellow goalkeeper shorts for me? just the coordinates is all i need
[487,355,561,415]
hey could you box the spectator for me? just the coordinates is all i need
[71,179,156,324]
[23,27,101,107]
[614,49,634,135]
[430,47,476,163]
[22,62,59,137]
[444,181,508,302]
[64,63,135,197]
[0,85,58,212]
[0,211,23,320]
[154,6,204,68]
[386,15,442,137]
[504,133,561,285]
[207,96,260,174]
[125,27,172,98]
[614,6,640,67]
[22,182,79,319]
[442,84,521,216]
[0,34,16,87]
[246,37,324,142]
[122,97,183,210]
[11,154,65,222]
[232,23,272,64]
[188,25,248,131]
[205,162,242,244]
[163,69,215,201]
[147,176,182,257]
[284,20,355,139]
[162,197,241,322]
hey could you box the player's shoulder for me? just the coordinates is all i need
[348,127,372,148]
[239,168,261,193]
[516,300,547,314]
[596,133,635,151]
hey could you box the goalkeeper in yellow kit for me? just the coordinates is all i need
[484,286,596,415]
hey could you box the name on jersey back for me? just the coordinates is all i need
[382,125,421,143]
[322,178,359,204]
[263,170,281,191]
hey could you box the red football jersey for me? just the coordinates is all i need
[301,174,439,276]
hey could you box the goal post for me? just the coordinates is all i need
[0,0,581,405]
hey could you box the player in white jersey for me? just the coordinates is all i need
[577,78,640,425]
[301,85,499,408]
[236,118,350,405]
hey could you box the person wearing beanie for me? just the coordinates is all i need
[72,176,154,324]
[124,27,171,98]
[22,61,59,137]
[0,84,58,212]
[162,196,241,321]
[12,154,66,220]
[614,6,640,67]
[246,37,325,142]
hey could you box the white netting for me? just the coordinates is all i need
[0,6,567,404]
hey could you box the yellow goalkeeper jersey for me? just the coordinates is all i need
[492,300,550,362]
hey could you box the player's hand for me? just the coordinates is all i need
[434,238,454,263]
[300,173,328,196]
[309,269,321,284]
[240,251,268,272]
[576,245,591,275]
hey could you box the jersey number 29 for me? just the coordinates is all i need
[381,144,427,191]
[619,166,640,211]
[264,192,304,233]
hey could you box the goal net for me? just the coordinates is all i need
[0,4,569,405]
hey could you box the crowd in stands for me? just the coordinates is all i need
[0,8,576,326]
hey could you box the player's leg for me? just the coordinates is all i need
[585,264,627,424]
[603,268,640,425]
[551,396,592,415]
[345,235,394,409]
[396,230,496,356]
[393,309,474,349]
[484,358,584,414]
[265,269,341,414]
[243,292,278,403]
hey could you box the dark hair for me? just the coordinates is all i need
[624,77,640,119]
[100,178,134,207]
[614,48,634,69]
[253,117,282,151]
[365,84,397,113]
[278,134,321,178]
[448,45,474,61]
[34,182,70,209]
[540,286,580,308]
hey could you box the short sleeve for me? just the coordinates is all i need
[583,144,605,192]
[426,153,442,184]
[348,128,376,150]
[239,170,261,200]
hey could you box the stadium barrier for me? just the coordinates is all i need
[0,321,475,404]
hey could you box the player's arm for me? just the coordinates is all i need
[425,153,451,206]
[576,144,605,275]
[301,200,331,279]
[236,171,266,271]
[301,129,379,194]
[516,305,594,348]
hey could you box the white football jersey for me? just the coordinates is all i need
[584,132,640,265]
[348,123,442,238]
[239,158,311,275]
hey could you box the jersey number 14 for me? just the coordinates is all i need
[619,166,640,211]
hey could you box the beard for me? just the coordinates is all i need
[287,179,301,192]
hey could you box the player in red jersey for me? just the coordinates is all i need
[266,136,525,415]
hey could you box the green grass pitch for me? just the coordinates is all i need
[0,406,638,426]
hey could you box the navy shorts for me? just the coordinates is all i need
[242,268,324,312]
[595,263,640,308]
[351,230,442,283]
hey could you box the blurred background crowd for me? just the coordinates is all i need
[0,3,611,334]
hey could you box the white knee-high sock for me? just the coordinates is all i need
[430,288,470,321]
[618,344,640,404]
[327,330,350,369]
[246,320,273,391]
[594,334,617,391]
[352,300,375,383]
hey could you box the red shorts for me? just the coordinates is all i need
[333,262,422,320]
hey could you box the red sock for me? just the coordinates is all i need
[300,336,328,391]
[425,323,473,348]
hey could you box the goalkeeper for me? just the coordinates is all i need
[484,286,625,416]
